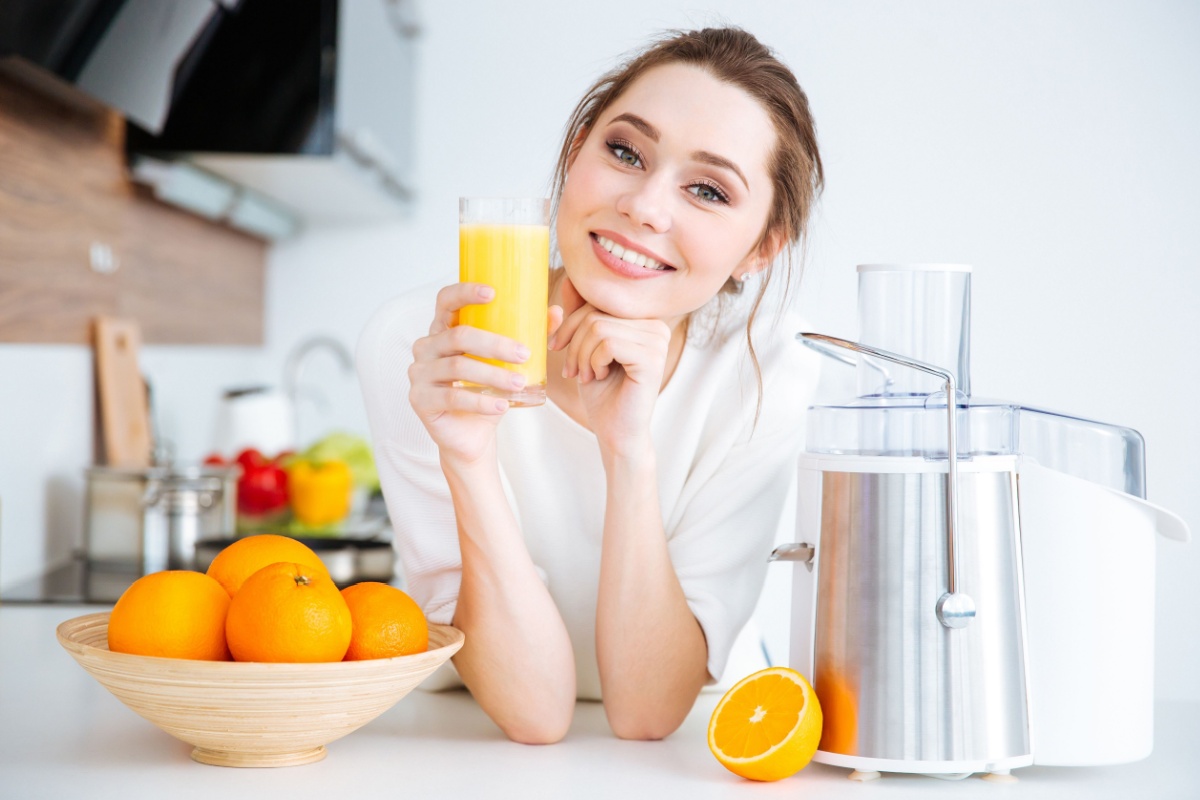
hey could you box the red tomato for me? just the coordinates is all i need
[235,448,267,470]
[202,453,226,466]
[234,448,289,515]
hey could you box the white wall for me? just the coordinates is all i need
[3,0,1196,699]
[265,0,1200,700]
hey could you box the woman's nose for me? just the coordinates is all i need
[616,173,672,233]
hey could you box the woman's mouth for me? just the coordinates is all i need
[590,233,675,278]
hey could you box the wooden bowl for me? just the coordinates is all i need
[57,612,464,767]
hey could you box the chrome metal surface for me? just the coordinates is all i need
[810,466,1030,764]
[769,542,815,572]
[798,333,974,627]
[84,466,237,575]
[799,337,895,391]
[936,592,977,628]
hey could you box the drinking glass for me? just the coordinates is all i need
[457,197,550,407]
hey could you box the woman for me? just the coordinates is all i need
[358,27,823,744]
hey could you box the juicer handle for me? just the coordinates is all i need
[770,542,815,572]
[799,336,895,391]
[797,333,976,629]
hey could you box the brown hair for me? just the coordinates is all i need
[551,27,823,414]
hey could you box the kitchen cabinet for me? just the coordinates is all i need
[0,71,265,345]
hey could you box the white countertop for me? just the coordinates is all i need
[3,604,1198,799]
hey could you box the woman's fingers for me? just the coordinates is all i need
[564,315,668,384]
[559,306,599,379]
[410,382,509,418]
[548,275,592,351]
[416,354,528,394]
[549,300,591,353]
[431,282,495,335]
[547,305,565,343]
[414,323,530,366]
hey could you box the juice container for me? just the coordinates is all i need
[457,198,550,406]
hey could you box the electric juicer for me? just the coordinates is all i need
[772,264,1190,780]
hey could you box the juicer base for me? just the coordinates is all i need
[815,749,1033,777]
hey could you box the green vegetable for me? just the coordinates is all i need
[302,431,379,492]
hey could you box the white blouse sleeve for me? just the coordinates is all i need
[667,344,818,684]
[355,285,463,625]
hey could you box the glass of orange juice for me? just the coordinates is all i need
[457,197,550,407]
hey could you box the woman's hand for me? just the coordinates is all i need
[550,277,671,459]
[408,282,535,467]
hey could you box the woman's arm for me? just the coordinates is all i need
[552,282,709,739]
[442,448,576,744]
[595,446,710,740]
[405,282,576,743]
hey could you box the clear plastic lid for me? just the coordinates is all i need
[802,263,1146,498]
[805,398,1145,498]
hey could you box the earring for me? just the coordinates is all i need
[740,271,753,282]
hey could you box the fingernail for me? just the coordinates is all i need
[510,373,526,389]
[562,366,568,378]
[478,286,495,300]
[494,399,508,412]
[515,345,531,362]
[547,335,556,350]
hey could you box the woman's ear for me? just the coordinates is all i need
[758,229,787,265]
[736,232,786,281]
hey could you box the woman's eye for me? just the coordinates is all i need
[607,141,642,168]
[689,183,729,204]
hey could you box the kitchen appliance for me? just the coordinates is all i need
[194,533,394,587]
[213,385,297,457]
[772,264,1189,779]
[84,464,239,577]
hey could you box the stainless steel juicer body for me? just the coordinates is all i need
[788,455,1032,773]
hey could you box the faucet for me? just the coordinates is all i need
[283,335,355,415]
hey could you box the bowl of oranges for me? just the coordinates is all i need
[56,535,463,767]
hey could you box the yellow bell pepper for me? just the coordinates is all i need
[287,458,354,526]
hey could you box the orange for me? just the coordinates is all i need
[206,533,327,597]
[341,582,428,660]
[225,561,352,662]
[816,670,857,755]
[708,667,823,782]
[107,570,231,661]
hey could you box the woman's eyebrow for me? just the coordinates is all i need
[609,112,660,141]
[608,111,749,190]
[692,151,748,190]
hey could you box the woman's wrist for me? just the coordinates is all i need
[439,440,500,480]
[601,439,658,482]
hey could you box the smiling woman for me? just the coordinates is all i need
[357,27,823,745]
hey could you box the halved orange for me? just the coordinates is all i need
[708,667,823,781]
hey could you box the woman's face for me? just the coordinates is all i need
[556,63,778,326]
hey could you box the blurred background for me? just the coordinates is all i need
[1,0,1196,700]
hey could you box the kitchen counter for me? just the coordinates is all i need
[2,605,1197,799]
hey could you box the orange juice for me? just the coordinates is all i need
[458,221,549,406]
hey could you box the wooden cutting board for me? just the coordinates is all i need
[93,316,152,468]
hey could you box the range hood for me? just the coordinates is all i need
[0,0,418,237]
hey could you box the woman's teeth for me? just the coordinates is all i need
[595,235,671,271]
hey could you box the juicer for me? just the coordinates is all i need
[772,264,1189,780]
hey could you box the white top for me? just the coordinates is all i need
[356,282,820,699]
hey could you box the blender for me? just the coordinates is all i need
[771,264,1189,779]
